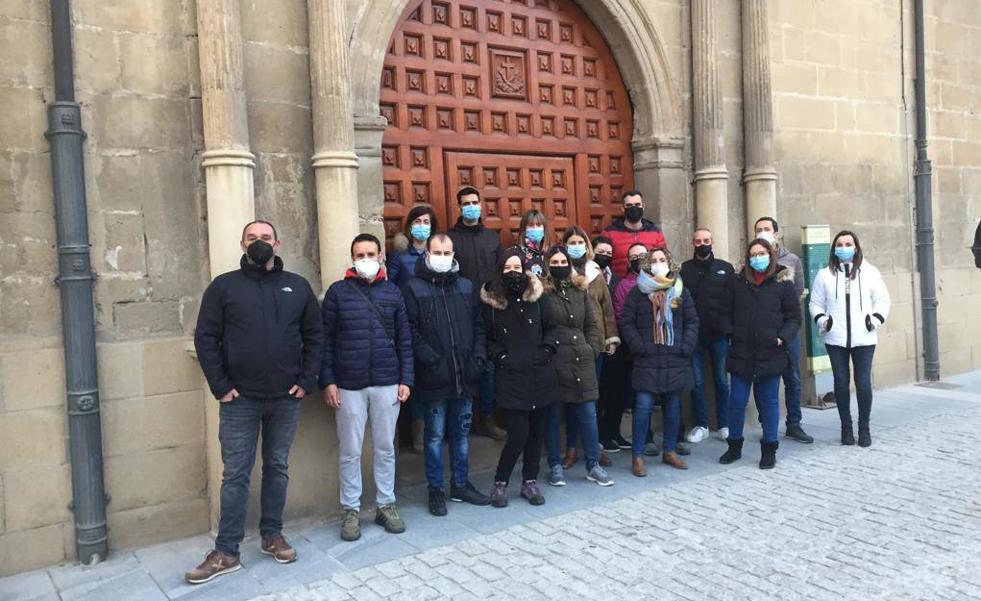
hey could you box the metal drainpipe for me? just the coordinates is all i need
[46,0,109,564]
[912,0,940,381]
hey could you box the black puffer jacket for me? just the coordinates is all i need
[680,255,735,342]
[620,285,699,394]
[722,265,802,379]
[540,274,603,403]
[480,274,559,411]
[447,217,502,289]
[401,258,486,403]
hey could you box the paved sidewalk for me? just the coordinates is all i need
[3,371,981,601]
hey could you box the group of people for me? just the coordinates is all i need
[185,187,891,584]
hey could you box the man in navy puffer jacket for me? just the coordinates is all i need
[320,233,414,542]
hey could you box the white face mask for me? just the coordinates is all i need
[354,258,380,280]
[429,254,454,273]
[756,231,776,245]
[651,262,670,278]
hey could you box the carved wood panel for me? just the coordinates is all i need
[381,0,634,244]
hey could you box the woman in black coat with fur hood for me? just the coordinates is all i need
[480,248,559,508]
[539,246,614,488]
[719,238,802,470]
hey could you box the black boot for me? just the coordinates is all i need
[719,438,743,464]
[759,440,778,470]
[841,423,855,446]
[857,424,871,447]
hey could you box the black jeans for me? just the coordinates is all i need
[598,351,630,441]
[215,394,301,556]
[826,344,876,428]
[495,406,548,485]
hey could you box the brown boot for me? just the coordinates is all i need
[561,448,577,469]
[662,451,689,470]
[599,451,612,467]
[260,534,298,564]
[631,456,647,477]
[411,419,425,454]
[185,549,241,584]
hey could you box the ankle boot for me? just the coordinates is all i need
[599,450,612,467]
[759,440,778,469]
[719,438,743,464]
[561,448,577,469]
[841,423,855,446]
[631,456,647,477]
[857,424,871,447]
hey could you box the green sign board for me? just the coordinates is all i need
[802,225,831,372]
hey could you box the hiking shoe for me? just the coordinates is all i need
[375,505,406,534]
[785,424,814,444]
[547,464,566,487]
[520,480,545,506]
[612,433,632,449]
[340,509,361,541]
[490,481,508,508]
[600,439,621,453]
[586,465,614,487]
[686,426,709,443]
[450,481,491,506]
[428,489,447,517]
[185,549,241,584]
[643,442,660,456]
[260,534,297,564]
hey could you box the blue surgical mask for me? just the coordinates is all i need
[566,244,587,260]
[835,246,856,262]
[525,227,545,244]
[461,204,481,221]
[410,224,431,241]
[749,255,770,272]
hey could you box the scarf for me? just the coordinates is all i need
[636,269,682,346]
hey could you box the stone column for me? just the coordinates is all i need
[197,0,255,278]
[196,0,256,532]
[691,0,730,259]
[742,0,778,240]
[309,0,360,289]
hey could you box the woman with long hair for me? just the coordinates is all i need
[809,230,890,447]
[540,246,613,487]
[619,248,699,476]
[719,238,801,469]
[514,209,549,277]
[481,248,559,507]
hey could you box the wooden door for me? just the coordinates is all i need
[380,0,634,245]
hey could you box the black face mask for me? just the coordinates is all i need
[629,258,642,274]
[550,265,572,281]
[624,206,644,223]
[593,254,611,270]
[502,271,527,295]
[694,245,712,259]
[246,240,274,266]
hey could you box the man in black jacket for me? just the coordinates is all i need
[447,186,507,440]
[402,234,491,516]
[187,220,323,584]
[680,228,734,444]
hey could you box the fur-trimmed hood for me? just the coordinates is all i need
[480,272,544,310]
[392,232,410,253]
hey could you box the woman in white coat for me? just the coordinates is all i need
[809,230,891,447]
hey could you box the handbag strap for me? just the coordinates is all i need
[346,280,395,347]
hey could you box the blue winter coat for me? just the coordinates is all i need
[319,271,414,390]
[386,234,426,288]
[620,285,699,394]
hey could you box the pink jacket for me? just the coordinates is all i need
[612,272,638,323]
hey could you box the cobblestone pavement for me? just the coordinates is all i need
[4,371,981,601]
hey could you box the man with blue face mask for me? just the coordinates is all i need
[447,186,507,440]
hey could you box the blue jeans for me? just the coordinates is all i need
[632,391,681,456]
[566,355,604,448]
[545,401,601,470]
[215,395,301,556]
[691,338,730,429]
[728,373,780,443]
[826,344,876,427]
[423,398,473,490]
[478,363,495,416]
[782,335,803,427]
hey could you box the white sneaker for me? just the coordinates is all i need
[686,426,709,443]
[713,427,730,441]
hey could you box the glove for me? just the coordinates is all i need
[816,314,832,333]
[865,313,885,332]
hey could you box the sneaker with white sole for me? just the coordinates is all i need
[586,465,614,487]
[686,426,709,443]
[547,464,566,487]
[713,427,730,441]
